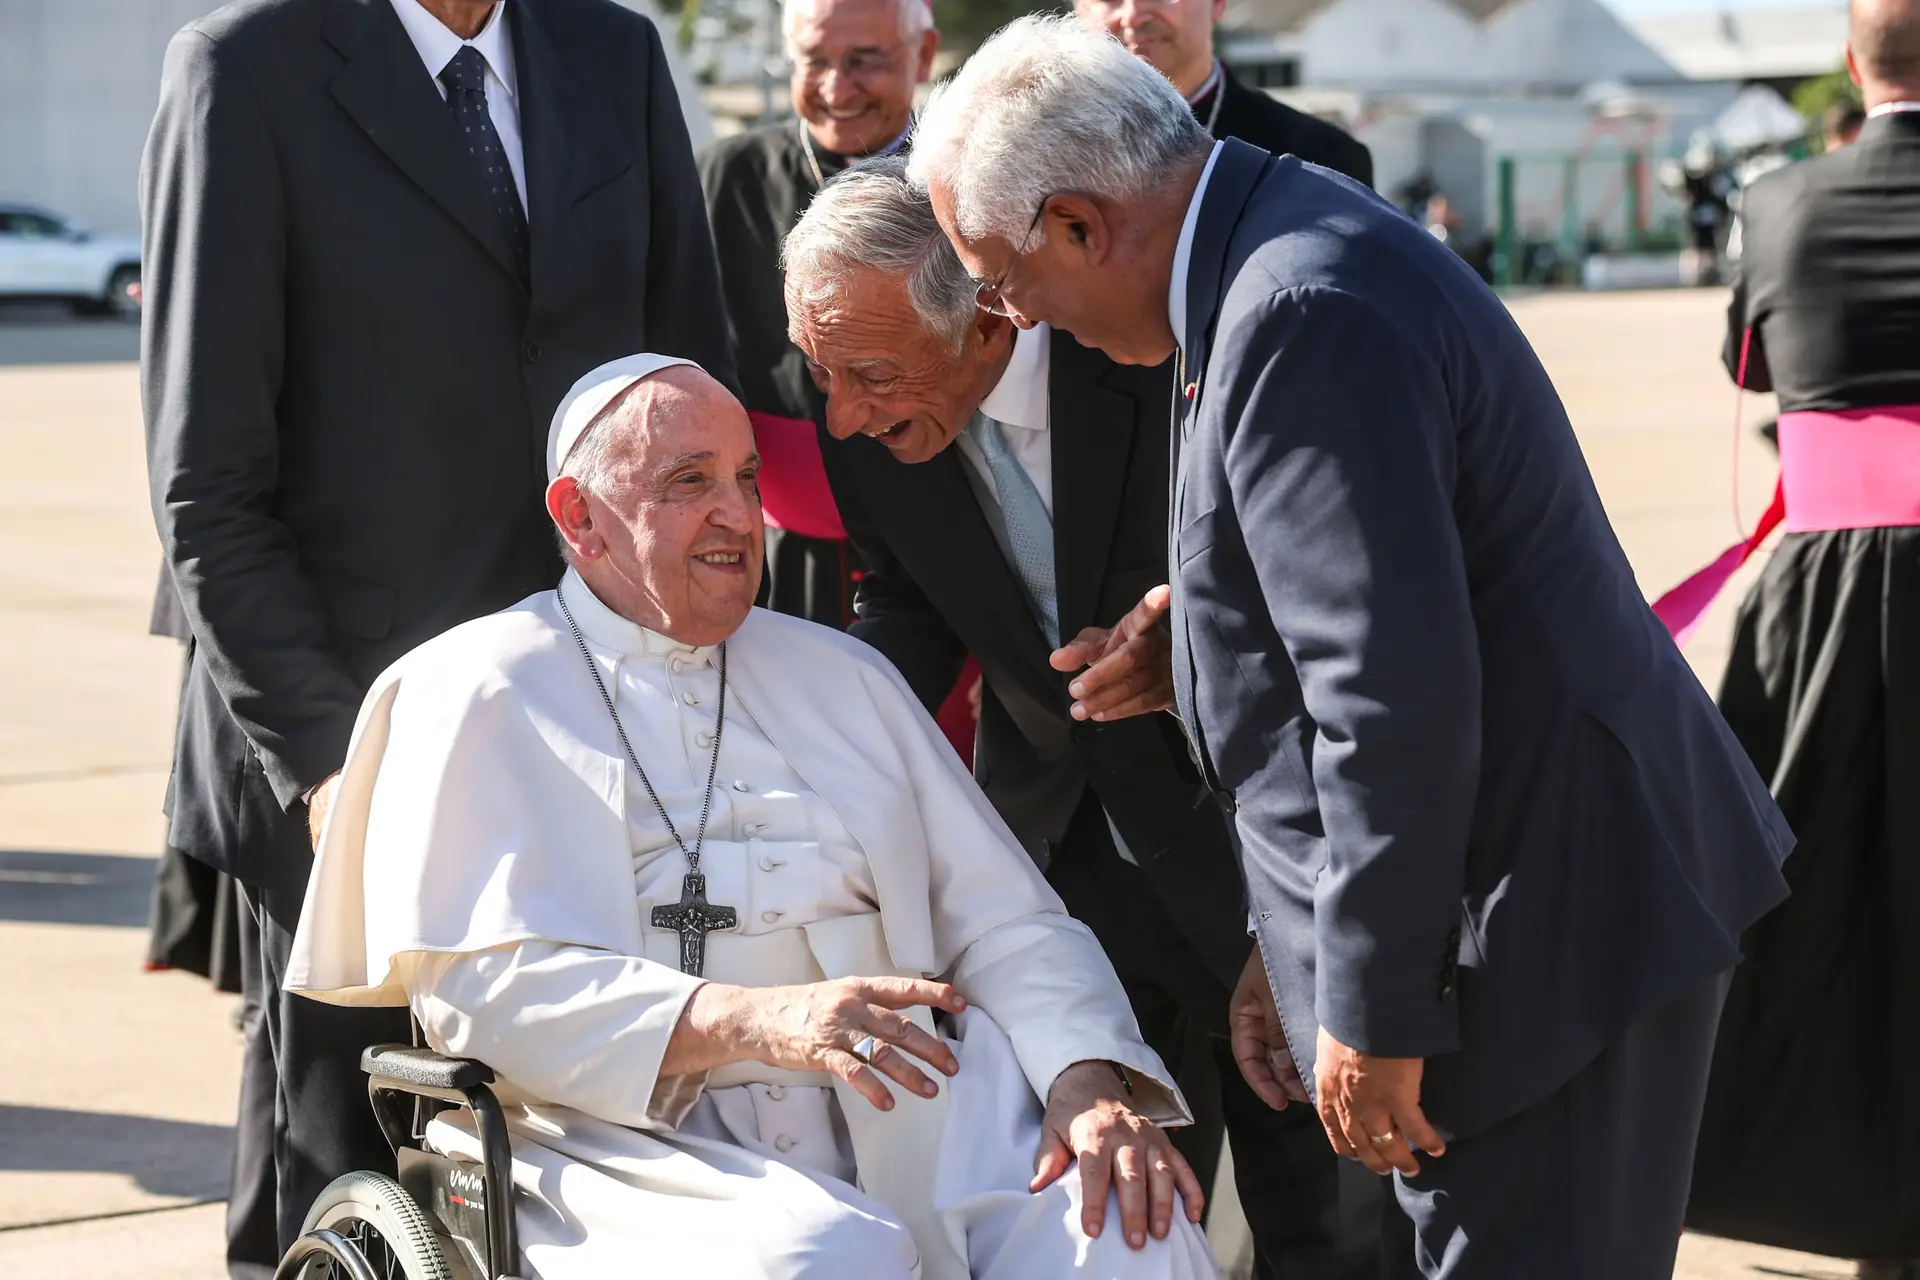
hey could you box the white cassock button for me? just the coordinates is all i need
[758,855,780,872]
[774,1135,797,1153]
[767,1084,787,1101]
[732,780,750,792]
[682,691,699,707]
[761,909,784,923]
[696,731,713,748]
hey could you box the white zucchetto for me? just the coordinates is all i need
[547,354,701,482]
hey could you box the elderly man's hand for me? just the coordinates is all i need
[306,772,342,851]
[1031,1060,1204,1251]
[1050,585,1174,722]
[1228,949,1309,1111]
[676,977,967,1112]
[1313,1027,1447,1178]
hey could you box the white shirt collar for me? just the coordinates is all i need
[977,324,1051,433]
[1168,141,1224,354]
[388,0,518,98]
[1868,101,1920,118]
[558,567,718,663]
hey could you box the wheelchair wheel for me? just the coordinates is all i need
[284,1170,456,1280]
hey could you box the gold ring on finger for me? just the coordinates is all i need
[1368,1130,1399,1147]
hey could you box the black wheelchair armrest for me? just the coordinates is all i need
[362,1044,495,1094]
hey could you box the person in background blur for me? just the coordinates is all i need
[1685,0,1920,1275]
[698,0,938,629]
[1826,99,1869,149]
[1075,0,1372,186]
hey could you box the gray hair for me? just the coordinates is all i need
[782,153,977,349]
[782,0,934,52]
[906,14,1209,244]
[552,396,634,562]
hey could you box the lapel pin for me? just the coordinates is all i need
[1184,382,1197,400]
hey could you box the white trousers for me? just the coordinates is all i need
[426,1007,1219,1279]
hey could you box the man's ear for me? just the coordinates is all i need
[545,476,604,560]
[913,27,939,83]
[972,307,1015,352]
[1845,41,1862,87]
[1045,194,1111,263]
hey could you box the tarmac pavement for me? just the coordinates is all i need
[0,292,1859,1277]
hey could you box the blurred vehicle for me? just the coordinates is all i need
[0,203,141,317]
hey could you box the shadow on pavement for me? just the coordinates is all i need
[0,302,139,367]
[0,1104,230,1201]
[0,850,155,928]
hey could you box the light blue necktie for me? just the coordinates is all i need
[969,413,1059,648]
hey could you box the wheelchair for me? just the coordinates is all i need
[273,1044,523,1280]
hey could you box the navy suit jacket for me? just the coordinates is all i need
[1170,139,1794,1137]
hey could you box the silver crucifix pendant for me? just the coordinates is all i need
[650,871,737,976]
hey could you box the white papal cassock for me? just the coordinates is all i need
[286,569,1220,1280]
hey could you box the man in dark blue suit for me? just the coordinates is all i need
[910,16,1794,1275]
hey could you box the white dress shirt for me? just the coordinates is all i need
[388,0,529,214]
[1868,101,1920,118]
[1168,141,1224,351]
[954,322,1054,515]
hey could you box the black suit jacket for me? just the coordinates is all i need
[1725,111,1920,410]
[1171,140,1792,1136]
[1209,65,1372,189]
[823,334,1251,991]
[142,0,733,904]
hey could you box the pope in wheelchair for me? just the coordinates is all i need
[283,356,1221,1280]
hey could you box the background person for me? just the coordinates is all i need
[1687,1,1920,1273]
[699,0,938,628]
[140,0,732,1261]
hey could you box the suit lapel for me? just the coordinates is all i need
[324,0,524,287]
[841,439,1059,703]
[1048,335,1136,640]
[512,0,632,304]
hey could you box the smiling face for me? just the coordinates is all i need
[1075,0,1226,98]
[788,0,938,158]
[789,267,1016,464]
[545,369,765,646]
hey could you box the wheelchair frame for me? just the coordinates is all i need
[273,1044,522,1280]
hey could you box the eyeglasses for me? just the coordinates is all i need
[974,199,1050,319]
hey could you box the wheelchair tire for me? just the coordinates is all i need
[299,1170,455,1280]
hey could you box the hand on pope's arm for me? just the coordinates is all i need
[1050,585,1175,723]
[1030,1060,1204,1251]
[662,976,966,1112]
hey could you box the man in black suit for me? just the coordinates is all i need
[1690,0,1920,1268]
[912,16,1793,1276]
[140,0,732,1266]
[784,155,1377,1279]
[1076,0,1372,186]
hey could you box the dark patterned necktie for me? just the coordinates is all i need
[439,45,529,282]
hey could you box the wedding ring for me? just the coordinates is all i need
[1368,1130,1399,1147]
[851,1034,880,1064]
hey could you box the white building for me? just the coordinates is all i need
[0,0,710,238]
[1219,0,1845,244]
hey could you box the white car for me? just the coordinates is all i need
[0,204,141,318]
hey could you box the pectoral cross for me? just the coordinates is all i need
[651,871,737,977]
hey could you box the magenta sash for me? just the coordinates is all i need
[748,410,847,541]
[1651,403,1920,643]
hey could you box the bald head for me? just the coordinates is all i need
[1850,0,1920,101]
[546,365,764,646]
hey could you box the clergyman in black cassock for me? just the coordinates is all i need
[1688,8,1920,1260]
[141,0,732,1256]
[697,0,938,628]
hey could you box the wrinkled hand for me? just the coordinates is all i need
[1228,949,1309,1111]
[1313,1028,1446,1177]
[1050,585,1174,723]
[1031,1060,1203,1251]
[687,977,966,1112]
[306,772,342,852]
